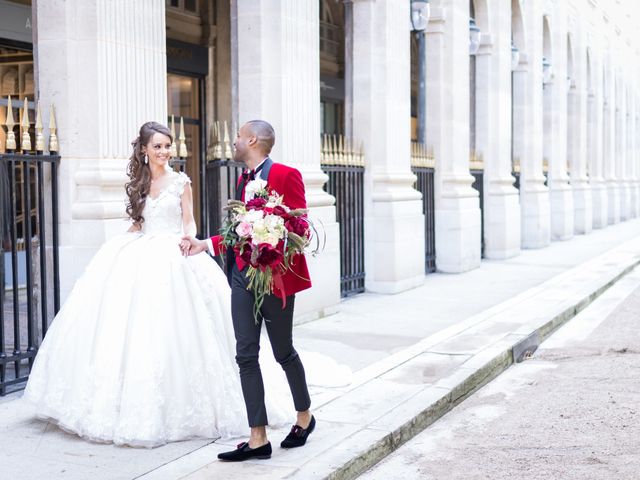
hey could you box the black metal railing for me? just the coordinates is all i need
[470,166,485,257]
[412,165,436,273]
[204,158,244,237]
[1,152,60,396]
[322,162,365,297]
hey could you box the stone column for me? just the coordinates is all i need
[519,0,550,248]
[635,100,640,216]
[425,1,481,272]
[589,51,608,229]
[616,84,630,220]
[626,90,637,218]
[34,0,167,300]
[569,25,592,234]
[475,1,520,260]
[235,0,340,320]
[603,60,620,224]
[352,0,425,290]
[547,8,573,240]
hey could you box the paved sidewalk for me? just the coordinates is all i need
[1,218,640,480]
[360,265,640,479]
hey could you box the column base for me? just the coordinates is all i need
[619,182,631,221]
[548,183,574,241]
[295,170,341,322]
[573,182,593,234]
[365,198,426,293]
[483,183,521,260]
[607,182,621,224]
[521,185,551,249]
[627,181,639,218]
[435,195,481,272]
[590,180,608,229]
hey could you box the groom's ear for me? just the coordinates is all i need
[247,135,258,147]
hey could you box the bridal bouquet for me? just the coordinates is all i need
[220,179,311,321]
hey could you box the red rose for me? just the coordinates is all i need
[285,216,308,237]
[256,243,284,270]
[246,197,267,210]
[235,243,253,265]
[272,206,289,218]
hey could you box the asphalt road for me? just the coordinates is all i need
[359,269,640,480]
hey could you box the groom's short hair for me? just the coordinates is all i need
[246,120,276,154]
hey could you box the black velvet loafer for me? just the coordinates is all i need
[280,415,316,448]
[217,441,272,461]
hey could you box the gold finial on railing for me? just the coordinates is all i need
[542,158,549,173]
[48,104,58,153]
[469,150,483,170]
[206,121,217,160]
[223,121,232,159]
[321,134,328,164]
[5,95,17,151]
[170,115,178,158]
[35,102,44,152]
[213,121,223,159]
[411,141,434,168]
[178,116,188,158]
[328,135,336,165]
[21,97,32,152]
[512,158,520,173]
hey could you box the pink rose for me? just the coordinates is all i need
[235,221,253,237]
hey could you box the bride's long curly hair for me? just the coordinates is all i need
[125,121,173,225]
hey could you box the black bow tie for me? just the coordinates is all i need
[242,163,265,182]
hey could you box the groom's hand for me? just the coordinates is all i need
[180,236,208,256]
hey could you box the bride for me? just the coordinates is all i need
[22,121,290,447]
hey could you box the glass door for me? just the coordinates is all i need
[167,72,205,233]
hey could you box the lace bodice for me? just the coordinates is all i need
[141,172,191,235]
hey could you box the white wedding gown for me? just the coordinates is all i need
[22,171,296,447]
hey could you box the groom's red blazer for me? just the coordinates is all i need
[209,160,312,299]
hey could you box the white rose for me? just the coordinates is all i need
[244,179,268,200]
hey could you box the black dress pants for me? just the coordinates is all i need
[230,263,311,427]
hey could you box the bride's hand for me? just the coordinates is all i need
[180,236,207,256]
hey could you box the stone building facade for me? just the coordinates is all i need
[1,0,639,322]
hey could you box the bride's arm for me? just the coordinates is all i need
[181,182,197,238]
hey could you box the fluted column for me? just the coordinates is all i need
[519,0,550,248]
[616,86,630,220]
[352,0,425,291]
[626,91,637,218]
[35,0,167,299]
[547,7,573,240]
[569,25,592,234]
[589,52,608,229]
[235,0,340,319]
[603,61,620,224]
[425,1,481,272]
[476,0,520,260]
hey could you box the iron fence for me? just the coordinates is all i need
[204,158,244,238]
[321,135,365,297]
[1,152,60,395]
[322,162,365,297]
[470,165,485,257]
[411,142,436,273]
[412,166,436,273]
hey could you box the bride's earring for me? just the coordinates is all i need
[144,154,149,165]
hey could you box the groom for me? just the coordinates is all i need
[182,120,315,461]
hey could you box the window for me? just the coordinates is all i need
[166,0,198,15]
